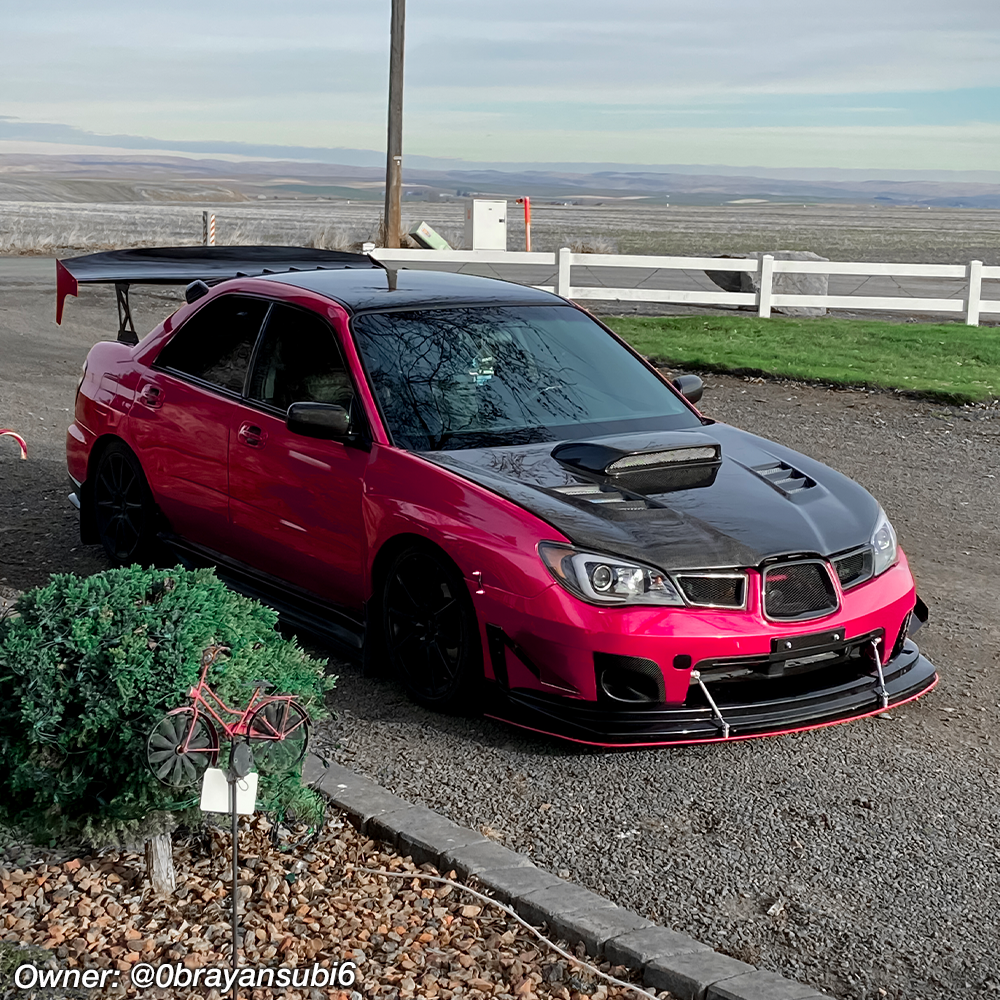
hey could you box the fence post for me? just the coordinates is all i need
[757,255,774,318]
[557,247,571,298]
[966,259,982,326]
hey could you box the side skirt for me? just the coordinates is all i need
[161,534,366,661]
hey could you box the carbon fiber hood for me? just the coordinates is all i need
[420,424,880,570]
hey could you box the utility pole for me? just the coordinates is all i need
[384,0,405,247]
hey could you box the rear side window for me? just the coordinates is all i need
[156,295,270,393]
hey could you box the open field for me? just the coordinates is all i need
[2,273,999,1000]
[2,200,1000,265]
[607,315,1000,403]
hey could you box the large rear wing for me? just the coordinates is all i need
[56,245,380,343]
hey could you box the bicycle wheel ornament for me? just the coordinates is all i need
[246,700,310,774]
[146,709,219,788]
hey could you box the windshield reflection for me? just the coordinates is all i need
[351,305,699,450]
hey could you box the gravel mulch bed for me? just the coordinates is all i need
[1,813,666,1000]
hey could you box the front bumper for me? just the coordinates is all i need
[484,638,938,746]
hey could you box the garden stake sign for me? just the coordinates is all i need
[0,429,27,459]
[199,742,257,1000]
[145,643,309,1000]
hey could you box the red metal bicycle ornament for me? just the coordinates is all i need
[146,644,310,788]
[0,430,27,460]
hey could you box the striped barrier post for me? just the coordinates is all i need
[209,213,216,246]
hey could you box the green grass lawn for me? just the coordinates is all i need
[605,315,1000,404]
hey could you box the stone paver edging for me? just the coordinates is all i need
[303,756,827,1000]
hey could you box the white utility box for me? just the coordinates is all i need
[465,199,507,250]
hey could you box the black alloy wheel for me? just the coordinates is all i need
[382,545,483,712]
[93,441,157,564]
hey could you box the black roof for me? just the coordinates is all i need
[258,266,562,312]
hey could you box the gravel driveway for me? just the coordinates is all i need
[2,276,998,1000]
[314,379,1000,1000]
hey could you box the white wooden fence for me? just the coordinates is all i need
[372,248,1000,326]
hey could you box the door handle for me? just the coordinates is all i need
[238,422,267,448]
[139,384,163,409]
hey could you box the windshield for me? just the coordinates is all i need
[351,304,701,451]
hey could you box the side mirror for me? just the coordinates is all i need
[286,402,351,439]
[672,374,704,405]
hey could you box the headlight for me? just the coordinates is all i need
[871,507,898,577]
[538,542,685,606]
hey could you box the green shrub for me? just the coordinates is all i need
[0,565,334,846]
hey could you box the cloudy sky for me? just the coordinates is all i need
[2,0,998,172]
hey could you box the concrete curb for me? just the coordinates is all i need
[303,755,827,1000]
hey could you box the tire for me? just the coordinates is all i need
[146,709,219,788]
[92,441,158,565]
[246,700,310,774]
[382,544,483,712]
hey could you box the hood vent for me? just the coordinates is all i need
[753,460,816,495]
[551,484,653,512]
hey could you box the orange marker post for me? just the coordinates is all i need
[516,197,531,252]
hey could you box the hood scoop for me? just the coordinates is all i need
[551,432,722,495]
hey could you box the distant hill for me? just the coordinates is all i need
[2,151,999,208]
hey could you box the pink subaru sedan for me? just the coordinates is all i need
[61,247,936,746]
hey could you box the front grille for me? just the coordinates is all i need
[676,573,747,608]
[833,548,874,589]
[762,560,838,621]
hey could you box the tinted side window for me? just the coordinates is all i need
[156,295,269,393]
[247,304,354,413]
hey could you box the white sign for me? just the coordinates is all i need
[199,768,258,814]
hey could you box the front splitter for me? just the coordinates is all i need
[484,641,938,747]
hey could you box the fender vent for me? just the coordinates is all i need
[753,461,816,495]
